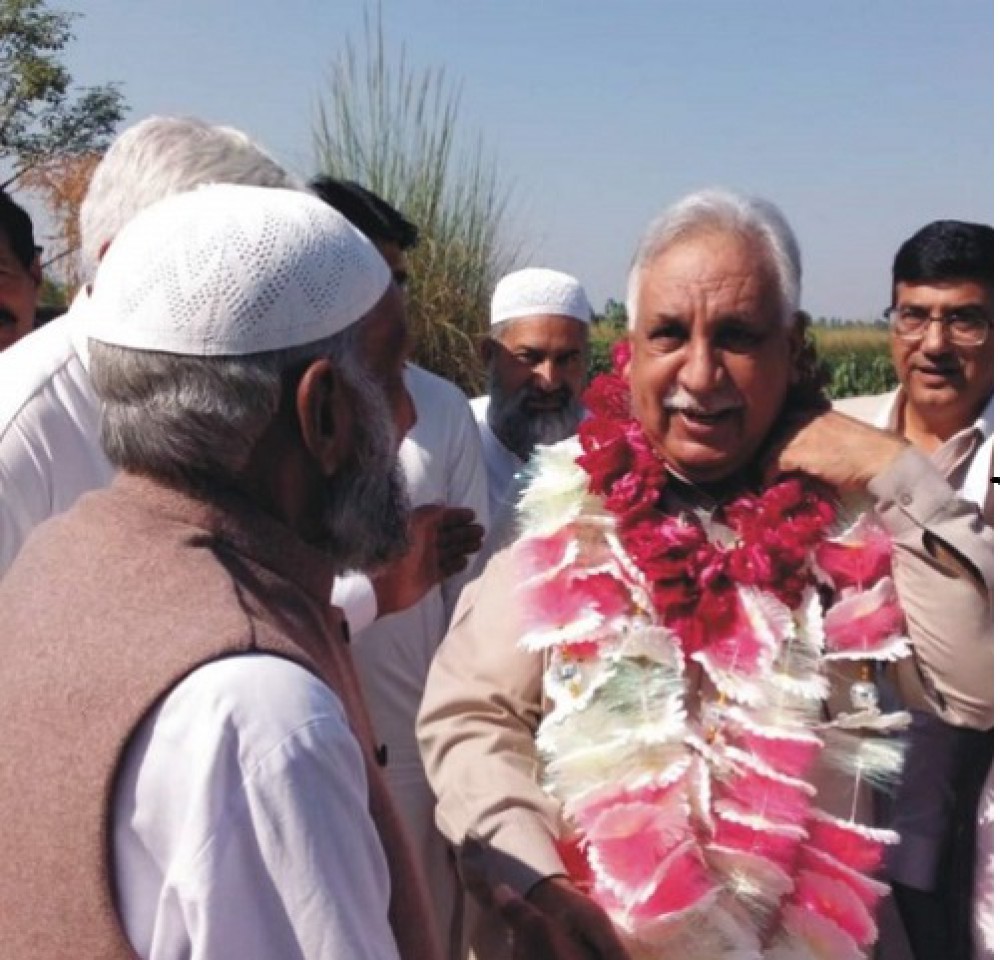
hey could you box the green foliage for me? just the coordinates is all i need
[812,326,897,399]
[596,297,627,330]
[314,10,518,396]
[587,321,621,382]
[0,0,125,185]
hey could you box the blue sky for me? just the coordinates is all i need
[55,0,992,319]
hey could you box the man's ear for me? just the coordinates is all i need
[788,310,808,381]
[28,252,42,288]
[479,335,496,367]
[295,358,353,475]
[623,329,637,379]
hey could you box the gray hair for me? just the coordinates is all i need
[625,188,801,329]
[80,115,303,280]
[90,326,363,491]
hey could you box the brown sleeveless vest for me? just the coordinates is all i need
[0,474,442,960]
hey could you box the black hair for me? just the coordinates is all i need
[309,176,419,250]
[891,220,993,304]
[0,190,38,271]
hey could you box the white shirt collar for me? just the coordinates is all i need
[68,287,94,373]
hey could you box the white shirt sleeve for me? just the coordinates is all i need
[113,654,400,960]
[437,394,490,621]
[331,571,380,638]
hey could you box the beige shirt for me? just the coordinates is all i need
[417,446,994,928]
[838,389,994,521]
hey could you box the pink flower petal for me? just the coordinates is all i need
[780,903,866,960]
[716,764,814,827]
[807,812,897,874]
[621,843,716,921]
[692,587,778,689]
[519,569,632,634]
[823,576,905,655]
[727,725,823,780]
[711,813,803,872]
[516,530,574,576]
[815,515,893,592]
[792,869,877,945]
[799,845,890,912]
[573,772,689,832]
[586,800,690,901]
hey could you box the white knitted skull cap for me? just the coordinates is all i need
[88,183,391,355]
[490,267,592,327]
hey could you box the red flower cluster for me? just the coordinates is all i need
[723,480,837,608]
[576,347,838,656]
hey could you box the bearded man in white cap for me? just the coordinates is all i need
[471,267,592,524]
[0,185,442,960]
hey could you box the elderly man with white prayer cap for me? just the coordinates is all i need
[0,185,443,960]
[471,267,592,523]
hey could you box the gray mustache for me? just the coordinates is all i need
[662,401,742,415]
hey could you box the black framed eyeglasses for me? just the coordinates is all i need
[884,305,992,347]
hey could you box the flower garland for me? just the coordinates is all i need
[513,343,912,960]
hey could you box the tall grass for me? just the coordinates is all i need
[314,10,519,395]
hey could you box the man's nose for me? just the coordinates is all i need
[533,359,562,392]
[920,317,952,354]
[677,338,720,394]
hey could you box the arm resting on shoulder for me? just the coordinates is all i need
[870,446,993,729]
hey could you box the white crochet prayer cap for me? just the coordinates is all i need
[88,183,390,355]
[490,267,592,327]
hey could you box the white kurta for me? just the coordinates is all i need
[0,297,115,575]
[113,654,401,960]
[469,394,524,527]
[351,364,489,957]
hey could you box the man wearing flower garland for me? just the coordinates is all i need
[472,267,592,525]
[838,220,993,960]
[418,189,993,960]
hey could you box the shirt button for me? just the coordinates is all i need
[900,493,913,506]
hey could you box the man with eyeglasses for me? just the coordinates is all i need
[839,219,993,960]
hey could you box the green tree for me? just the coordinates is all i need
[0,0,125,187]
[314,10,518,395]
[597,298,627,329]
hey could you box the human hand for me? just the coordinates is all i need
[458,837,629,960]
[435,506,485,579]
[371,504,484,616]
[518,877,631,960]
[763,409,907,492]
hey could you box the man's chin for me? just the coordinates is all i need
[907,373,964,401]
[658,441,750,487]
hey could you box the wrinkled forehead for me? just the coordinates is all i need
[635,230,784,319]
[494,313,590,349]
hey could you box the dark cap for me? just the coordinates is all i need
[0,191,39,270]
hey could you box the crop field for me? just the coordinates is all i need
[811,325,896,399]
